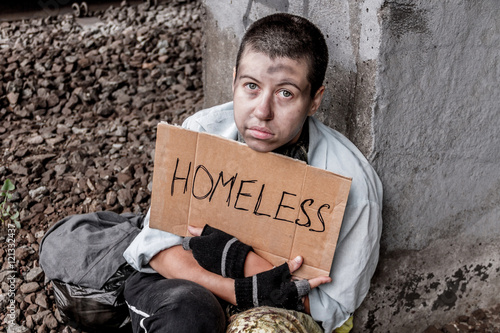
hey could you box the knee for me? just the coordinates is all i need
[124,274,226,333]
[162,280,222,313]
[157,280,226,332]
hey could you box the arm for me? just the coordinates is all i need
[123,213,241,304]
[148,233,275,305]
[150,245,238,304]
[123,209,183,273]
[123,212,289,304]
[172,225,330,310]
[244,251,274,276]
[124,213,329,309]
[150,246,331,307]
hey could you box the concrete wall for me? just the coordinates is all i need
[201,0,500,331]
[356,1,500,331]
[374,0,500,253]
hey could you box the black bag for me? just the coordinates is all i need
[52,263,135,332]
[52,264,135,332]
[40,211,143,331]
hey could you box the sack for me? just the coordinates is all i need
[52,264,135,332]
[40,211,143,331]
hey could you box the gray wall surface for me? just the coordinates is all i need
[375,0,500,252]
[201,0,500,331]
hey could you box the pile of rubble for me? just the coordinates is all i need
[0,1,203,332]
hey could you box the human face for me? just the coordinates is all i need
[232,49,324,152]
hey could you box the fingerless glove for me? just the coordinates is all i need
[182,225,253,278]
[234,263,311,311]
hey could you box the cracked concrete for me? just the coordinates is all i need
[355,234,500,331]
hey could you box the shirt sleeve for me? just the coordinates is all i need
[308,199,382,332]
[123,209,183,273]
[123,104,238,273]
[309,288,351,333]
[122,113,199,273]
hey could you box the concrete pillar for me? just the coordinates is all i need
[357,1,500,331]
[201,0,500,331]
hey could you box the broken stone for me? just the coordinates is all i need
[95,102,115,117]
[35,292,48,309]
[28,135,44,145]
[472,309,486,320]
[0,2,236,333]
[6,323,30,333]
[29,186,48,199]
[7,91,19,104]
[31,309,51,325]
[20,282,41,294]
[43,313,58,329]
[106,191,117,206]
[26,303,39,315]
[25,267,44,282]
[15,246,34,260]
[31,202,45,214]
[117,188,133,207]
[54,164,68,176]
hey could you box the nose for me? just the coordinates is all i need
[253,93,273,120]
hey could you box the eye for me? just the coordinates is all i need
[278,90,293,98]
[245,83,258,90]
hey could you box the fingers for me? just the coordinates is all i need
[287,256,303,273]
[287,255,331,290]
[187,225,203,236]
[308,275,332,289]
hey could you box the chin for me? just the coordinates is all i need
[248,145,271,153]
[246,141,274,153]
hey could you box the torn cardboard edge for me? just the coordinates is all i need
[149,122,352,279]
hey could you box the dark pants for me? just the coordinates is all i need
[123,271,226,333]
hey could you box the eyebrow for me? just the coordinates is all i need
[238,74,302,92]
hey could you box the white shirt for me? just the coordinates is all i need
[123,102,383,332]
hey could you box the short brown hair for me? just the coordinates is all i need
[235,13,328,97]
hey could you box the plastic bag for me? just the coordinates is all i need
[334,316,353,333]
[52,264,135,332]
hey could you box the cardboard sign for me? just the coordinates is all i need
[149,123,352,279]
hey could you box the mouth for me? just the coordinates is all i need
[248,126,274,140]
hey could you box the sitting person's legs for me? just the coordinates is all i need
[124,271,226,333]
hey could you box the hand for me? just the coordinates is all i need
[182,224,253,278]
[288,255,331,314]
[287,255,332,289]
[186,225,203,236]
[234,256,331,311]
[188,227,331,286]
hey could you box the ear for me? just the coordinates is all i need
[232,67,236,94]
[308,86,325,116]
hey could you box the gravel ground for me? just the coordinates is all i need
[1,1,202,332]
[0,1,499,333]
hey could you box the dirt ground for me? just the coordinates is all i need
[0,1,499,332]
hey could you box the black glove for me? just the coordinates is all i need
[234,263,311,311]
[182,224,253,278]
